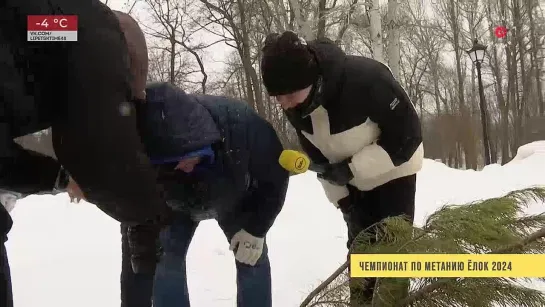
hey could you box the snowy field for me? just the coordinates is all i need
[5,141,545,307]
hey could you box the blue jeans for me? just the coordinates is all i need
[153,213,272,307]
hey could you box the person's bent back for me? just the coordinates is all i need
[1,3,169,306]
[122,82,289,307]
[138,82,289,230]
[1,0,167,230]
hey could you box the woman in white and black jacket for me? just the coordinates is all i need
[260,31,424,305]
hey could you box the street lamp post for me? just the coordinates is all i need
[466,39,491,166]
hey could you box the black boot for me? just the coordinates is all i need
[127,223,163,274]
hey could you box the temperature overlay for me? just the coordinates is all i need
[27,15,78,42]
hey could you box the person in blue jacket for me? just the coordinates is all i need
[122,81,290,307]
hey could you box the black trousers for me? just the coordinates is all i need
[121,224,154,307]
[1,228,13,307]
[341,174,417,306]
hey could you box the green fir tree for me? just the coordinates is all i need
[301,187,545,307]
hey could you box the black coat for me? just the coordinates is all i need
[139,82,289,237]
[1,0,170,238]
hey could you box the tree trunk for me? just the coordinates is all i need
[317,0,327,39]
[487,0,509,164]
[335,0,361,44]
[513,0,527,148]
[432,56,445,163]
[448,0,477,169]
[528,0,544,115]
[367,0,384,62]
[499,0,515,162]
[169,36,176,84]
[387,0,400,78]
[235,0,266,115]
[288,0,313,39]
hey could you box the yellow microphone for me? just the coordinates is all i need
[278,150,310,174]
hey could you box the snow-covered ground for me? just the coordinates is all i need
[5,141,545,307]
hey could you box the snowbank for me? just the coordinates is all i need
[5,141,545,307]
[416,140,545,224]
[509,141,545,163]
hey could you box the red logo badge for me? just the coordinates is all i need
[494,26,508,39]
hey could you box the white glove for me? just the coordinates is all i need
[0,192,19,213]
[229,229,264,266]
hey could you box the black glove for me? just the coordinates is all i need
[127,223,163,274]
[317,159,354,186]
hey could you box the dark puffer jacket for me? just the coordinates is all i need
[138,82,289,237]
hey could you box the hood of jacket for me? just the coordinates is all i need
[307,38,347,106]
[139,82,221,163]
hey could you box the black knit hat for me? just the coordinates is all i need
[261,31,319,96]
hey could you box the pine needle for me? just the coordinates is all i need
[300,187,545,307]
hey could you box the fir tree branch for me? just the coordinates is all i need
[397,225,545,307]
[495,225,545,253]
[309,300,350,307]
[301,219,434,306]
[300,221,385,307]
[303,188,545,306]
[372,229,433,305]
[300,261,349,307]
[312,275,350,306]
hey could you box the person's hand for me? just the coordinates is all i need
[0,192,19,212]
[229,229,264,266]
[174,156,201,173]
[317,159,354,186]
[66,177,86,203]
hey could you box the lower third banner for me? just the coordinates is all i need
[350,254,545,278]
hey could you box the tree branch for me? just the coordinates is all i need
[300,261,350,307]
[397,226,545,306]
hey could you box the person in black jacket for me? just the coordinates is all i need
[118,81,289,307]
[0,2,170,306]
[260,31,424,305]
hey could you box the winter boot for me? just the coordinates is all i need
[127,223,163,274]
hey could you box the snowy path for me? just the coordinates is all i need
[5,141,545,307]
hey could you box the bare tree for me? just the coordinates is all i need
[141,0,211,92]
[135,0,545,163]
[435,0,480,169]
[197,0,267,113]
